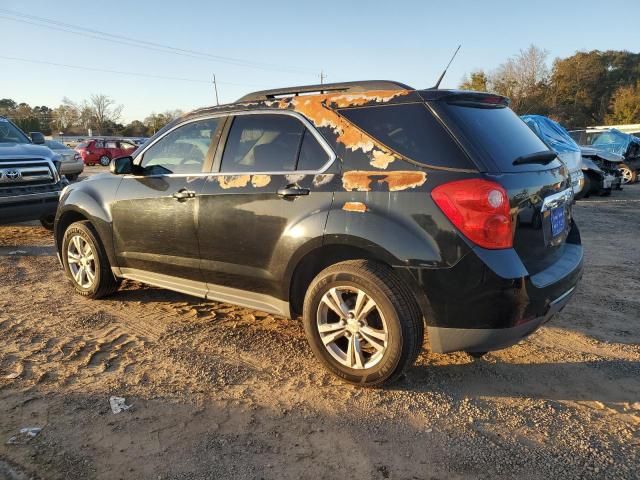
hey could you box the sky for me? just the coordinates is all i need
[1,0,638,123]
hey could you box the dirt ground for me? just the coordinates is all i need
[0,169,639,479]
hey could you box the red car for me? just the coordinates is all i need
[75,139,137,166]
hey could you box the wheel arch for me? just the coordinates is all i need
[287,238,432,323]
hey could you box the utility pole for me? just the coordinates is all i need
[319,70,326,85]
[213,74,220,106]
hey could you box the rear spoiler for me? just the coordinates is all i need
[419,90,510,108]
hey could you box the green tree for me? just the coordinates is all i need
[459,71,489,91]
[606,81,640,124]
[549,50,640,128]
[122,120,149,137]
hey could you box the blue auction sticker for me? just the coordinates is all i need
[550,207,565,237]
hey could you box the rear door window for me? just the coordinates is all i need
[440,103,557,172]
[297,130,330,171]
[338,103,473,169]
[220,114,304,173]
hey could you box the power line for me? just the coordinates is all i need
[0,54,266,88]
[0,8,317,76]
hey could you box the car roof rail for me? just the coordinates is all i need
[236,80,414,102]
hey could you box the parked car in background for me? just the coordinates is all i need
[569,128,640,184]
[44,139,84,181]
[521,115,584,196]
[579,147,623,196]
[55,81,583,386]
[75,139,138,166]
[0,116,68,229]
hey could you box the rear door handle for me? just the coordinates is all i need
[277,185,310,197]
[172,189,196,200]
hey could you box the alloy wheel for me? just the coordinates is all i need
[67,235,96,289]
[316,286,388,369]
[620,166,633,184]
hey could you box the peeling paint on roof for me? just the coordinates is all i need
[268,90,409,167]
[342,201,368,213]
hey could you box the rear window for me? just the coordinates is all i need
[441,104,556,172]
[338,103,473,169]
[76,141,89,148]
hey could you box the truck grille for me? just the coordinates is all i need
[0,159,57,188]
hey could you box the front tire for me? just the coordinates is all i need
[39,215,55,231]
[99,155,111,167]
[302,260,423,386]
[619,164,637,184]
[62,221,119,298]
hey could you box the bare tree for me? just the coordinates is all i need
[88,94,123,135]
[51,103,78,132]
[490,45,550,113]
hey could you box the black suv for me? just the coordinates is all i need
[54,81,583,386]
[1,116,68,229]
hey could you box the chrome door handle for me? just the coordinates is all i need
[172,189,196,200]
[277,185,310,197]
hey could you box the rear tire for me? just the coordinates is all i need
[576,173,591,199]
[62,220,119,298]
[302,260,423,386]
[99,155,111,167]
[66,173,78,181]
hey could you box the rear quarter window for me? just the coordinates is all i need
[338,103,474,170]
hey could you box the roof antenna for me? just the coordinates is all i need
[432,44,461,89]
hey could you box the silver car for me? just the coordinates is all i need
[45,140,84,180]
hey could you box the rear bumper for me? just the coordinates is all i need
[427,285,576,353]
[60,161,84,175]
[399,225,583,354]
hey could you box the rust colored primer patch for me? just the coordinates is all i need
[342,171,374,191]
[271,90,408,166]
[342,171,427,192]
[342,201,367,213]
[251,175,271,188]
[384,171,427,191]
[313,174,334,187]
[370,150,396,169]
[218,175,251,189]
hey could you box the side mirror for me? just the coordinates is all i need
[30,132,45,145]
[110,156,134,175]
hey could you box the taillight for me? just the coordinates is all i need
[431,179,512,249]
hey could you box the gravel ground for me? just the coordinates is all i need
[0,168,639,479]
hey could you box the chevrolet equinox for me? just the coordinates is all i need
[54,81,583,386]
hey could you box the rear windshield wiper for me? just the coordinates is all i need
[512,151,557,166]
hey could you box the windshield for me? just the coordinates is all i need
[0,118,31,144]
[587,130,630,155]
